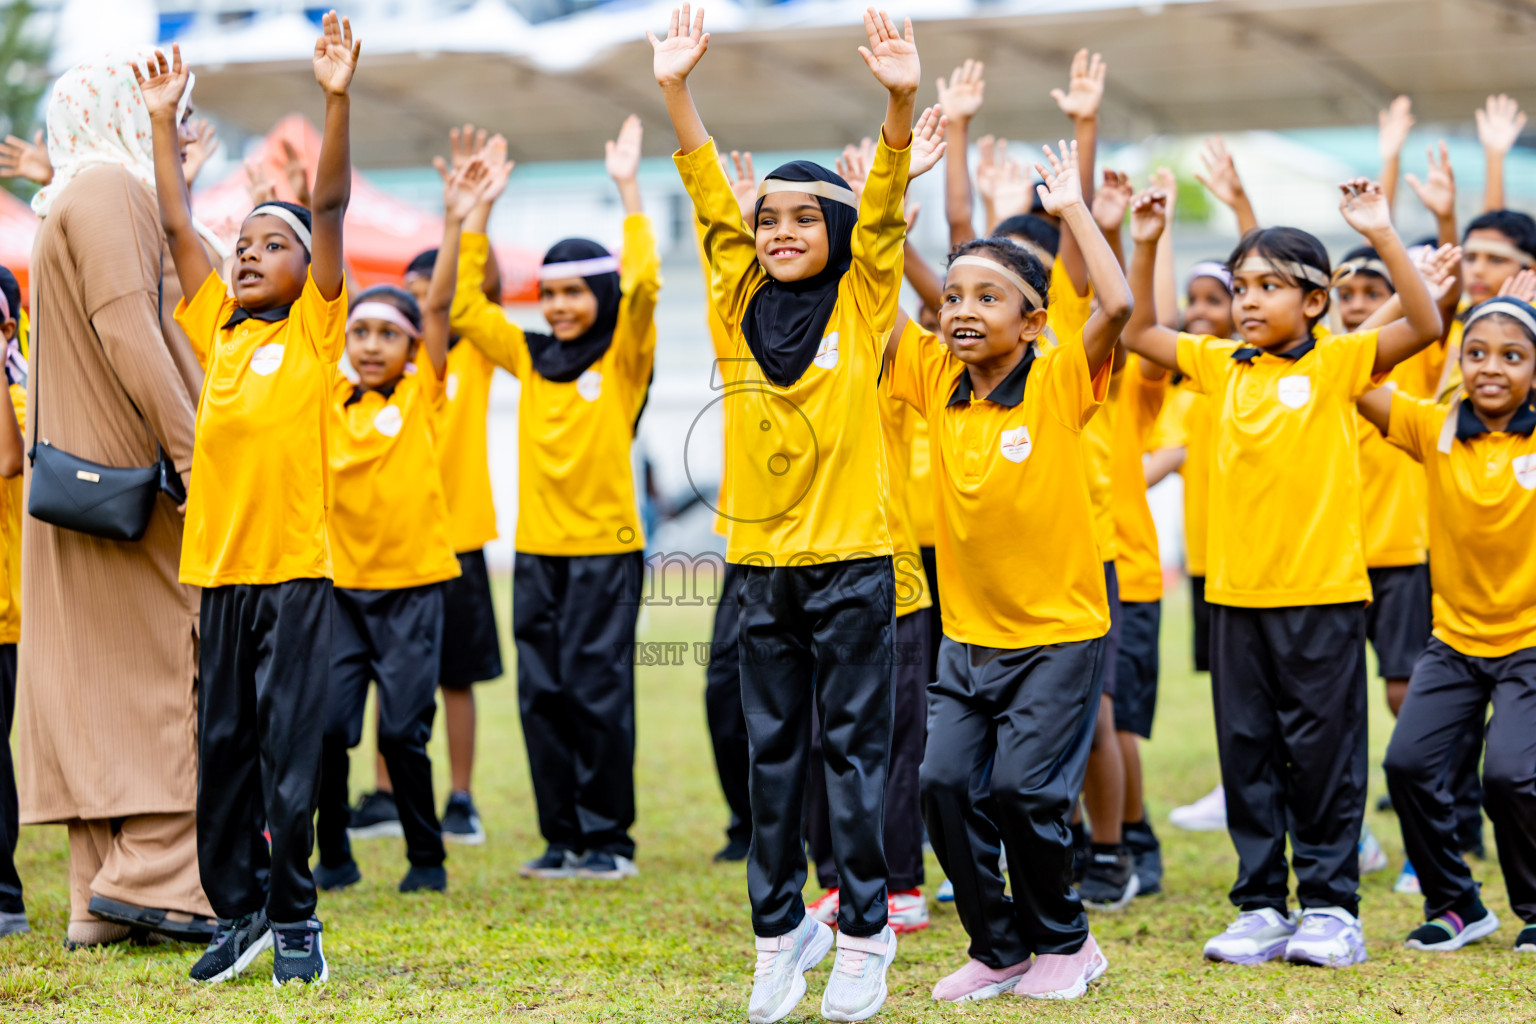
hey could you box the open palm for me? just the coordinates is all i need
[313,10,360,96]
[649,5,709,87]
[858,9,919,96]
[130,47,190,121]
[605,115,643,183]
[1338,178,1391,235]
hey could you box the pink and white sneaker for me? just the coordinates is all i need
[807,888,840,928]
[932,957,1030,1002]
[1012,934,1107,1000]
[887,890,929,934]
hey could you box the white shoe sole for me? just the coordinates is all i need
[1082,874,1140,912]
[1406,911,1501,952]
[1018,949,1107,1000]
[442,829,486,846]
[201,929,273,984]
[750,921,834,1024]
[937,975,1025,1002]
[820,932,897,1022]
[347,821,404,841]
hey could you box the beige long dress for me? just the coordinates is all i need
[16,164,210,923]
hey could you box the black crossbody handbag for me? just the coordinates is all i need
[26,282,186,542]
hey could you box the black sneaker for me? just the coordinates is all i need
[519,846,580,879]
[1515,925,1536,953]
[1123,820,1163,896]
[440,792,486,846]
[1406,901,1500,951]
[271,917,327,986]
[347,791,403,840]
[1078,843,1140,911]
[574,850,639,880]
[713,837,750,863]
[189,910,273,983]
[314,860,362,892]
[400,865,448,893]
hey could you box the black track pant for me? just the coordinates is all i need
[704,562,750,849]
[922,635,1105,964]
[1211,602,1368,917]
[739,557,894,939]
[317,584,447,872]
[1386,639,1536,923]
[808,607,932,893]
[198,579,332,924]
[514,551,643,858]
[0,646,20,915]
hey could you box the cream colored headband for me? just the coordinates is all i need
[1235,257,1330,289]
[1333,257,1391,286]
[756,178,859,209]
[1008,237,1053,269]
[1463,237,1535,268]
[949,255,1043,310]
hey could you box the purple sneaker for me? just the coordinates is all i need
[1203,909,1296,964]
[1284,907,1368,967]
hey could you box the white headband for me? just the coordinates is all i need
[1333,256,1391,286]
[1463,236,1536,268]
[1187,261,1233,291]
[1001,236,1053,270]
[949,255,1043,310]
[1464,299,1536,340]
[1234,256,1331,289]
[757,178,860,210]
[248,204,312,253]
[347,301,420,339]
[537,255,619,281]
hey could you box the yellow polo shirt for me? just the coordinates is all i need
[885,319,934,617]
[0,385,25,643]
[696,221,734,539]
[329,367,461,590]
[450,216,659,556]
[1176,327,1379,608]
[175,269,347,587]
[677,136,908,565]
[1388,393,1536,657]
[1357,344,1440,569]
[909,419,937,549]
[887,326,1111,648]
[439,339,499,554]
[1150,381,1211,576]
[1112,356,1167,602]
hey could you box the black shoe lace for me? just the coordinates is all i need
[277,929,314,956]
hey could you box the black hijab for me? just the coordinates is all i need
[744,161,859,388]
[526,238,622,383]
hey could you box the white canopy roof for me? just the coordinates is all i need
[157,0,1536,166]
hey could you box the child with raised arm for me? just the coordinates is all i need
[312,160,495,898]
[1362,296,1536,955]
[137,13,357,985]
[888,140,1130,1002]
[449,117,658,884]
[652,6,915,1020]
[1121,180,1443,967]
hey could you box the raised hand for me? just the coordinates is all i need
[130,46,191,122]
[1499,267,1536,303]
[1414,243,1463,302]
[1476,94,1527,155]
[991,146,1032,221]
[835,139,873,201]
[1151,166,1178,225]
[181,118,219,186]
[312,10,360,96]
[605,114,643,184]
[1194,135,1245,211]
[1130,188,1167,245]
[1034,140,1083,216]
[909,106,947,180]
[1378,95,1414,161]
[1050,48,1105,123]
[1338,177,1392,237]
[724,150,757,221]
[435,134,513,205]
[443,157,495,222]
[974,135,999,203]
[1404,141,1455,220]
[245,157,278,205]
[649,4,709,88]
[935,59,984,121]
[280,138,312,207]
[858,9,919,97]
[448,123,489,173]
[1092,168,1132,233]
[0,131,52,185]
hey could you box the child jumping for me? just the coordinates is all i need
[138,13,358,984]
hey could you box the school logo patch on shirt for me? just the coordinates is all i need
[373,404,403,438]
[250,344,284,377]
[576,369,603,402]
[446,373,460,401]
[999,425,1032,463]
[1514,453,1536,490]
[813,332,839,370]
[1277,375,1311,409]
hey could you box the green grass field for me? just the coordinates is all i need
[2,577,1531,1022]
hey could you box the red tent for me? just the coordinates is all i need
[0,190,37,299]
[192,115,541,302]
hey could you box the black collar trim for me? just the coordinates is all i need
[222,303,294,330]
[1231,336,1316,365]
[344,380,399,408]
[1456,397,1536,440]
[948,344,1038,408]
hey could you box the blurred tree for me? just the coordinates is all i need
[0,0,51,201]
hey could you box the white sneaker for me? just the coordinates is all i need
[1169,785,1227,831]
[887,891,928,934]
[820,925,897,1022]
[1284,906,1368,967]
[1358,824,1388,874]
[748,916,834,1024]
[1202,908,1296,964]
[807,889,840,927]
